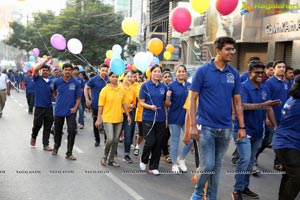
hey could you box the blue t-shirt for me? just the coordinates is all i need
[33,76,53,108]
[168,80,191,124]
[139,80,167,122]
[190,59,241,128]
[53,77,81,117]
[240,71,249,83]
[272,97,300,150]
[234,79,270,138]
[25,76,35,94]
[87,75,107,110]
[265,76,289,123]
[75,76,85,89]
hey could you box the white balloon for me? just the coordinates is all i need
[112,44,122,55]
[67,38,83,55]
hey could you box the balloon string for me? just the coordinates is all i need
[65,49,97,71]
[78,54,97,71]
[33,22,52,57]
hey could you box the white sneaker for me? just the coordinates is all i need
[172,164,180,174]
[139,162,146,171]
[149,169,160,176]
[177,157,187,172]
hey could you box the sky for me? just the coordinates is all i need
[0,0,67,40]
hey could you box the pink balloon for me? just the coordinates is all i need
[126,64,132,70]
[104,58,111,67]
[216,0,238,16]
[32,48,40,56]
[50,34,66,50]
[171,7,192,33]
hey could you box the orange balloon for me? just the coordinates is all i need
[166,44,175,53]
[148,38,163,56]
[146,67,151,79]
[132,65,137,71]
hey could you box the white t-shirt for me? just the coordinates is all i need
[0,73,9,90]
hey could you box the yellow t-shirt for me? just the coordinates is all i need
[99,84,126,123]
[135,84,143,122]
[183,91,198,110]
[120,84,136,113]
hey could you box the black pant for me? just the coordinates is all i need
[141,121,165,170]
[162,127,170,156]
[26,93,35,113]
[31,107,53,146]
[92,109,107,143]
[274,148,300,200]
[54,114,77,156]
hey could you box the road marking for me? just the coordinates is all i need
[105,173,144,200]
[64,140,84,153]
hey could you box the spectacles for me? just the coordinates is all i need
[253,71,264,75]
[223,47,236,53]
[163,76,171,78]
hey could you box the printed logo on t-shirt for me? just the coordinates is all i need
[261,90,267,101]
[69,83,76,90]
[160,88,165,95]
[284,83,288,90]
[226,73,235,84]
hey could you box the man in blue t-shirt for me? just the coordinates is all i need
[30,57,54,151]
[263,60,289,171]
[84,63,108,147]
[24,70,35,114]
[52,63,81,161]
[189,36,246,200]
[232,60,279,200]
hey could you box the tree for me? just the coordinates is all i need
[5,0,127,67]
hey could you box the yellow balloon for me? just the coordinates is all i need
[106,50,113,58]
[132,65,137,71]
[163,51,172,60]
[118,73,124,81]
[146,67,151,79]
[190,0,210,14]
[43,55,48,59]
[148,38,163,56]
[58,62,63,68]
[122,17,139,37]
[166,44,175,54]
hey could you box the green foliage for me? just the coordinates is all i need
[4,0,127,66]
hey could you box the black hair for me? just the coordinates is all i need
[150,64,162,73]
[266,61,274,69]
[99,63,109,69]
[62,63,73,70]
[294,69,300,76]
[73,66,79,71]
[248,60,265,71]
[79,71,89,80]
[273,60,285,68]
[285,66,294,73]
[162,68,171,72]
[248,56,260,63]
[289,75,300,99]
[214,36,236,50]
[42,64,50,70]
[108,71,118,77]
[175,64,187,73]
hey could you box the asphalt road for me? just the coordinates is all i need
[0,90,296,200]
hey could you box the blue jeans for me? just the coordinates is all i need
[77,103,84,125]
[190,126,232,200]
[169,124,193,163]
[233,132,262,192]
[123,112,134,155]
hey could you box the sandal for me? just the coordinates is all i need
[165,155,172,163]
[65,154,77,161]
[108,161,120,167]
[101,157,107,166]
